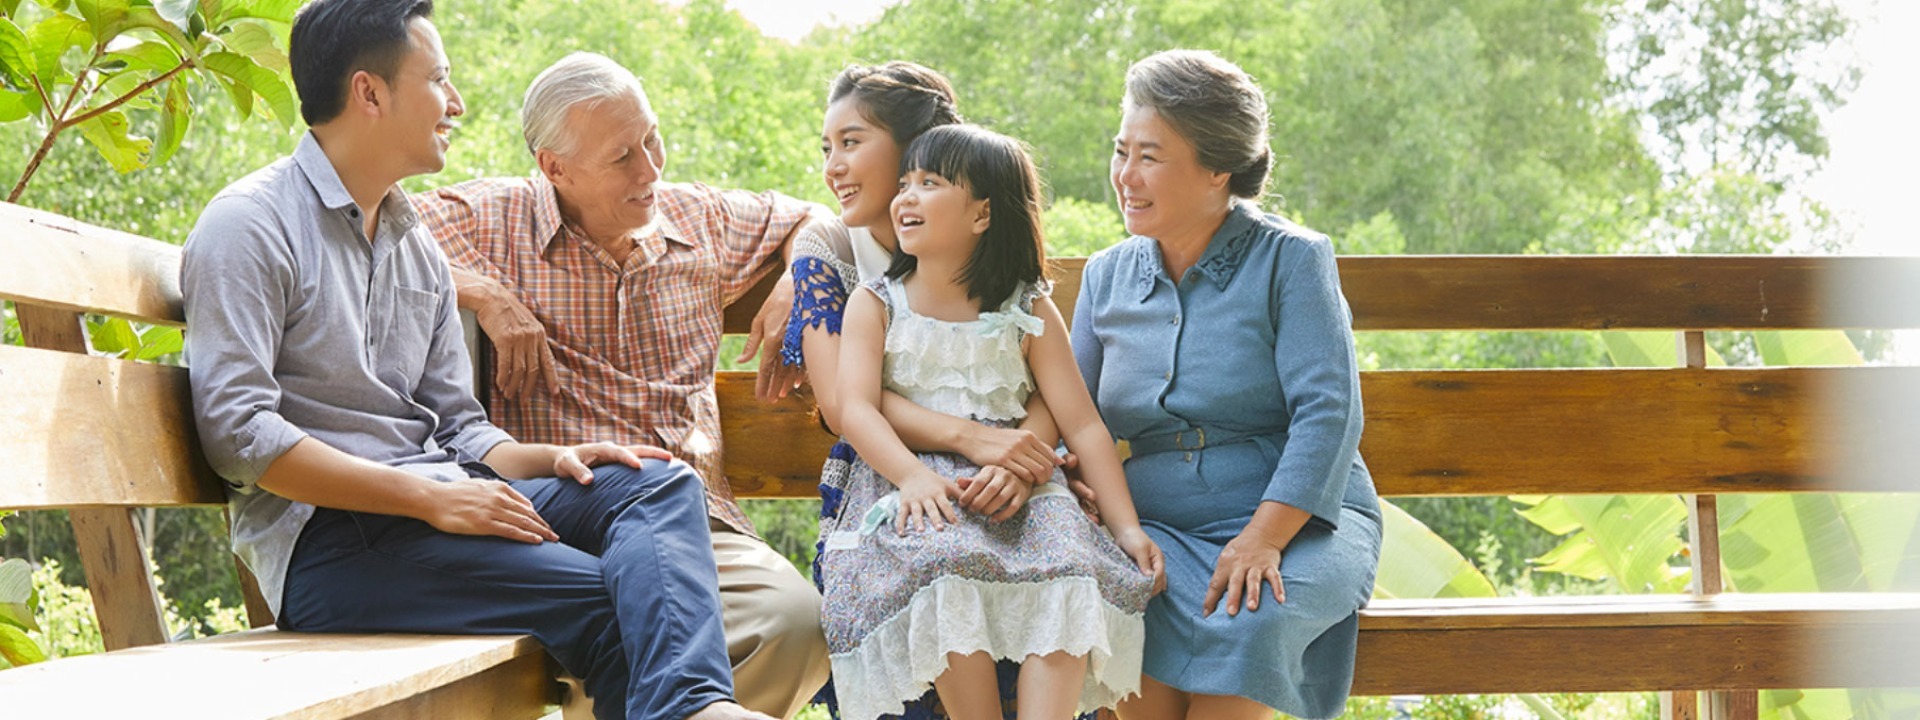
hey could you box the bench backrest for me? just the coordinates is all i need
[5,199,1920,653]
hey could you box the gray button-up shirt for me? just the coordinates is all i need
[183,133,512,614]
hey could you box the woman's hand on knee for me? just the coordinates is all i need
[1203,532,1285,617]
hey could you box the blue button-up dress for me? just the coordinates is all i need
[1070,201,1383,719]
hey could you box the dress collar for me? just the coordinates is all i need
[1131,200,1262,301]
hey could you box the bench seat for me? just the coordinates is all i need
[1355,592,1920,695]
[0,628,557,718]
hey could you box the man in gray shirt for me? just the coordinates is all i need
[181,2,768,719]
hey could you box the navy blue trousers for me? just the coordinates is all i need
[277,460,733,720]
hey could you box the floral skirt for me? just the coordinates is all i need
[814,440,1152,720]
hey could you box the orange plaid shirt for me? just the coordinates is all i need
[414,175,813,534]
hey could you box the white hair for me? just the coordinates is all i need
[521,51,646,157]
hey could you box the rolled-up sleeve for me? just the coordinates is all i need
[1264,237,1364,528]
[690,184,822,304]
[181,195,310,490]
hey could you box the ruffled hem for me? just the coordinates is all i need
[829,575,1144,720]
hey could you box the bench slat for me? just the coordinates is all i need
[0,201,185,326]
[0,343,223,509]
[724,255,1920,335]
[715,366,1920,498]
[0,629,555,719]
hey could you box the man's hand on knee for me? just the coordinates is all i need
[555,442,675,485]
[425,478,560,544]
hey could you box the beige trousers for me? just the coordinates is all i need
[711,519,831,719]
[560,521,829,720]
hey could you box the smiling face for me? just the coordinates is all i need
[822,96,905,241]
[891,167,990,265]
[1110,102,1231,242]
[540,90,666,239]
[386,18,463,177]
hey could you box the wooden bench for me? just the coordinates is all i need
[5,199,1920,718]
[0,201,564,718]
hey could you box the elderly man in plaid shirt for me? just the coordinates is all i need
[414,52,830,718]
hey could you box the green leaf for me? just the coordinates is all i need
[154,0,193,32]
[201,50,289,126]
[0,88,28,120]
[1,0,21,20]
[74,109,151,172]
[103,38,180,72]
[0,557,37,632]
[204,0,298,27]
[1600,330,1727,368]
[71,0,127,44]
[213,19,282,72]
[27,12,90,82]
[0,16,31,86]
[1514,494,1690,593]
[150,75,188,165]
[0,623,47,667]
[209,70,247,116]
[96,6,195,60]
[31,0,70,12]
[1753,330,1863,366]
[87,316,138,355]
[1372,499,1497,600]
[132,323,183,360]
[1720,493,1920,593]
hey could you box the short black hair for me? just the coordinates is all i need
[887,125,1048,312]
[289,0,435,126]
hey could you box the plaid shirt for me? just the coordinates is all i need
[414,175,812,534]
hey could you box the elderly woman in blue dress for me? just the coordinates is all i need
[1070,50,1383,720]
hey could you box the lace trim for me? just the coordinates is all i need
[782,254,856,368]
[828,575,1145,720]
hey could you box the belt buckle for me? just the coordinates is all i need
[1177,427,1207,450]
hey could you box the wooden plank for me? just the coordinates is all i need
[1359,592,1920,630]
[68,507,173,650]
[0,629,553,719]
[718,366,1920,499]
[0,343,224,509]
[722,255,1920,334]
[345,647,553,720]
[1351,621,1920,695]
[0,201,185,326]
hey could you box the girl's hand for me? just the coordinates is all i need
[958,425,1060,484]
[1203,530,1286,617]
[955,465,1033,522]
[1112,526,1167,596]
[897,471,960,534]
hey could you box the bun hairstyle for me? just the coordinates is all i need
[828,61,964,150]
[1123,49,1273,200]
[886,125,1048,313]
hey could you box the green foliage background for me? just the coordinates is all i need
[0,0,1887,715]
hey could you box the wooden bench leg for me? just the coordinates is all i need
[68,507,171,650]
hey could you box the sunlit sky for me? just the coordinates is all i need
[726,0,1916,257]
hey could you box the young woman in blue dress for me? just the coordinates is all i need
[1071,50,1384,720]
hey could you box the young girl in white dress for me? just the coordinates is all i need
[822,124,1166,720]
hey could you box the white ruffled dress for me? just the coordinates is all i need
[817,275,1151,720]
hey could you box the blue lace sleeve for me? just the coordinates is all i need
[780,255,850,368]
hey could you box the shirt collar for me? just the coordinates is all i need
[293,131,421,232]
[534,175,696,260]
[1131,200,1262,301]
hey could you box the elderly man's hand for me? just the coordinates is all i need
[739,271,805,403]
[478,289,559,401]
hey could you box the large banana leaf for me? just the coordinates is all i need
[1373,499,1496,600]
[1512,494,1690,594]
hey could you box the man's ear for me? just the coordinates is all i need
[971,198,992,235]
[346,70,386,119]
[536,148,567,186]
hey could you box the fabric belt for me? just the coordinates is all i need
[1127,426,1284,457]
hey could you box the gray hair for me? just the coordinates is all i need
[1123,49,1272,199]
[521,51,645,157]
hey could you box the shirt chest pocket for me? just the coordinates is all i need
[379,286,440,392]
